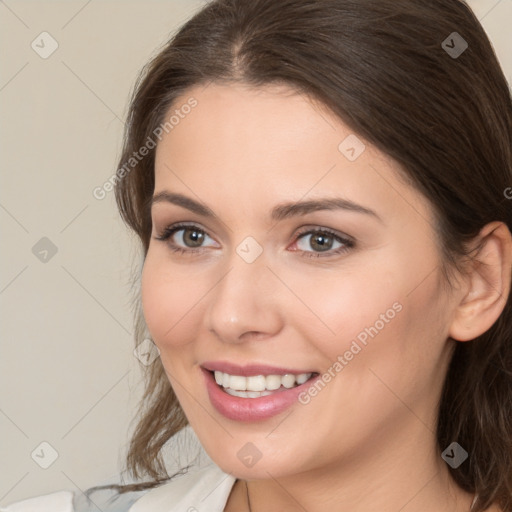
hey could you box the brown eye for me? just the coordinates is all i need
[296,231,343,253]
[179,227,205,248]
[155,222,218,254]
[292,227,355,258]
[308,233,334,252]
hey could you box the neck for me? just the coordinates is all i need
[240,419,474,512]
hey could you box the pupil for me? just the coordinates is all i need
[185,228,204,247]
[311,234,332,252]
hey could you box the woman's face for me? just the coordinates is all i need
[142,82,459,479]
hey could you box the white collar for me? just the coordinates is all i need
[129,463,236,512]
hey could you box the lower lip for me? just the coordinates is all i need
[201,368,320,422]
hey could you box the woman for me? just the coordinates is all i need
[3,0,511,510]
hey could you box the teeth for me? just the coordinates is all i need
[247,375,266,391]
[265,375,282,390]
[229,375,247,391]
[296,373,310,385]
[281,374,296,388]
[213,370,313,392]
[225,389,274,398]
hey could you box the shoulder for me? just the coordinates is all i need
[0,491,74,512]
[0,464,235,512]
[0,485,146,512]
[129,463,236,512]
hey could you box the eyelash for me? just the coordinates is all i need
[154,222,355,259]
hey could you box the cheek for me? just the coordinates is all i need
[295,250,444,388]
[140,254,202,350]
[282,259,402,353]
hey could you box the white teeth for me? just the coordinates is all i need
[246,375,266,391]
[281,374,296,389]
[265,375,282,390]
[213,370,313,393]
[296,373,310,385]
[229,375,247,391]
[225,389,274,398]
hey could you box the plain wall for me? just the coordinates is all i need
[1,0,511,506]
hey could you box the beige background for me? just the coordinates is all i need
[0,0,511,506]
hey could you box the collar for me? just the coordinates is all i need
[129,463,236,512]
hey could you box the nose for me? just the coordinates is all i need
[204,254,284,344]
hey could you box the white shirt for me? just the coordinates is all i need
[130,463,236,512]
[0,464,236,512]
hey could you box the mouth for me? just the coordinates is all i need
[210,369,318,398]
[200,362,320,421]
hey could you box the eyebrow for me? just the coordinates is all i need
[151,191,382,223]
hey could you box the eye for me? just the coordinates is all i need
[154,222,354,259]
[154,222,217,254]
[291,227,354,258]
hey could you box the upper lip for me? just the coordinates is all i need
[201,360,317,377]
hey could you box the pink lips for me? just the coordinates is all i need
[201,360,316,376]
[200,361,320,422]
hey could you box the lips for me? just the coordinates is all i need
[200,361,320,422]
[201,360,317,377]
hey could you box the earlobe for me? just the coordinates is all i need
[449,221,512,342]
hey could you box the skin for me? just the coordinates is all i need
[141,82,511,512]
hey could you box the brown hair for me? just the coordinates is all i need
[91,0,512,509]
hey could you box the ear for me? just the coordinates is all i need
[449,221,512,342]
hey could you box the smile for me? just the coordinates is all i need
[200,362,320,421]
[214,370,313,398]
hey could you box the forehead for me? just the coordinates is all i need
[153,82,432,227]
[155,82,339,171]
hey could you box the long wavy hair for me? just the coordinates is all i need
[89,1,512,510]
